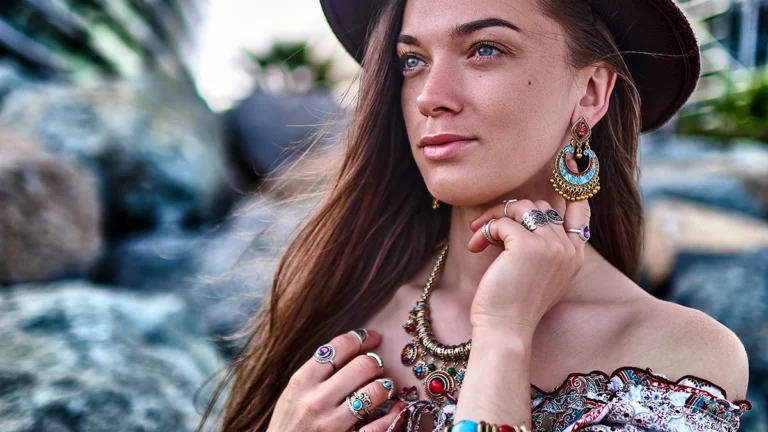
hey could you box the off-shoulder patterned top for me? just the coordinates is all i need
[365,367,752,432]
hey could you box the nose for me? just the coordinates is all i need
[415,57,464,118]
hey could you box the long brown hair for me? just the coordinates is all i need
[198,0,642,430]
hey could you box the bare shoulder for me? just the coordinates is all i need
[623,297,750,401]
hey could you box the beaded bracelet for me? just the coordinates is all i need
[442,419,530,432]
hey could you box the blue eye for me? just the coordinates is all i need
[475,43,501,57]
[402,56,424,70]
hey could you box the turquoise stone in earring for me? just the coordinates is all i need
[550,116,601,201]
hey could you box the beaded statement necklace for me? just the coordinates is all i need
[401,243,470,406]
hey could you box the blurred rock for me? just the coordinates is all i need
[225,87,346,184]
[640,134,768,218]
[643,199,768,289]
[641,176,764,219]
[92,228,199,291]
[0,62,234,239]
[87,192,311,357]
[668,249,768,394]
[740,391,768,432]
[0,281,224,432]
[0,132,102,284]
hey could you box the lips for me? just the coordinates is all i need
[419,133,475,147]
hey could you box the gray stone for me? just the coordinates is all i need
[0,132,102,284]
[641,176,764,219]
[668,249,768,405]
[0,281,225,432]
[226,87,346,181]
[640,134,768,219]
[0,64,232,237]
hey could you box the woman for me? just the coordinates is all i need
[202,0,753,431]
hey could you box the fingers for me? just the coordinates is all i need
[327,377,400,429]
[468,199,557,251]
[468,195,591,253]
[357,400,408,432]
[468,216,531,252]
[563,197,592,250]
[322,351,386,404]
[293,330,382,385]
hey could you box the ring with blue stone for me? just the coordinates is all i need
[375,378,395,399]
[346,391,372,420]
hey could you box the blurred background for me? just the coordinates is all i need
[0,0,766,431]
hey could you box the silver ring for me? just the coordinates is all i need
[346,391,372,420]
[313,344,337,372]
[566,224,591,242]
[349,328,368,345]
[366,352,384,368]
[375,378,395,399]
[545,208,564,225]
[531,209,549,226]
[521,212,538,231]
[503,199,518,218]
[482,219,500,244]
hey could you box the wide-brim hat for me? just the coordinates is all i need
[320,0,701,133]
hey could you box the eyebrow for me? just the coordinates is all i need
[397,17,521,47]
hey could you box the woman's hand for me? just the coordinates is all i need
[268,330,407,432]
[467,196,591,336]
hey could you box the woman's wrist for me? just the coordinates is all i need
[453,327,533,426]
[471,315,537,347]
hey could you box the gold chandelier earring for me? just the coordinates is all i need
[550,116,601,201]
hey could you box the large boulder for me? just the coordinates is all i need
[225,87,346,183]
[0,132,102,284]
[96,194,313,357]
[639,134,768,219]
[0,281,225,432]
[0,62,233,239]
[667,248,768,416]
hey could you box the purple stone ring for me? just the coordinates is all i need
[313,344,337,371]
[566,224,591,242]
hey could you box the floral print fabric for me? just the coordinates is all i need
[370,367,752,432]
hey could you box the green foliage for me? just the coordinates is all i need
[677,68,768,143]
[246,40,334,90]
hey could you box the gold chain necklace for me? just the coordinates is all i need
[401,243,470,406]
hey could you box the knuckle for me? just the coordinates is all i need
[550,241,565,256]
[287,371,309,391]
[351,355,380,376]
[579,203,592,220]
[534,200,550,209]
[330,334,358,354]
[298,394,324,418]
[367,381,391,402]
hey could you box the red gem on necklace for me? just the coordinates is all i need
[428,377,445,395]
[406,323,416,333]
[498,426,516,432]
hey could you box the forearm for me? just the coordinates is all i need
[453,327,534,429]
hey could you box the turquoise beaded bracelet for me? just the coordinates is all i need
[443,419,530,432]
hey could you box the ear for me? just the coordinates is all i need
[573,63,617,127]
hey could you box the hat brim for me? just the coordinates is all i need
[320,0,701,133]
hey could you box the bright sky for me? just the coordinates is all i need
[188,0,360,111]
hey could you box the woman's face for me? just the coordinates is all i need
[398,0,583,206]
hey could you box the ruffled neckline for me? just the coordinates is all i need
[391,365,752,411]
[378,366,752,432]
[528,365,752,410]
